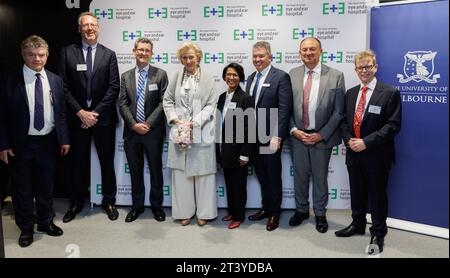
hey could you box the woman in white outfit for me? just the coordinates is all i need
[163,42,218,226]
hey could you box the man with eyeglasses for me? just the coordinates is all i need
[118,38,168,223]
[58,12,120,222]
[336,50,402,254]
[288,37,345,234]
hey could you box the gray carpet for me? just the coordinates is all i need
[1,198,448,258]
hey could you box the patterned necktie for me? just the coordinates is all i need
[303,70,313,129]
[136,69,147,123]
[34,73,44,131]
[251,72,263,106]
[353,86,369,138]
[86,46,93,103]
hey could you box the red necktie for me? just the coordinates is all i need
[353,86,368,138]
[303,70,313,129]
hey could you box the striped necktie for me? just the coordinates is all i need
[136,69,147,123]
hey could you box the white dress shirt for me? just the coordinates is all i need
[355,78,377,118]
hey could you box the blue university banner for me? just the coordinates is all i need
[371,0,449,228]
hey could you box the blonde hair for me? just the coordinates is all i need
[176,42,203,63]
[354,50,377,66]
[78,11,97,26]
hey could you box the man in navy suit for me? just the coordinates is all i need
[336,50,402,254]
[0,35,70,247]
[59,12,120,222]
[246,41,293,231]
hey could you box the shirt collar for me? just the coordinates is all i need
[82,41,98,50]
[360,77,377,91]
[305,62,321,76]
[258,64,272,77]
[23,64,46,81]
[136,64,150,74]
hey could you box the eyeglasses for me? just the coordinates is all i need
[356,64,375,72]
[136,48,151,54]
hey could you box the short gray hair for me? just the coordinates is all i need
[21,35,49,56]
[78,11,97,26]
[253,41,271,56]
[134,37,153,50]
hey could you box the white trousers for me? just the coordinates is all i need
[171,169,217,220]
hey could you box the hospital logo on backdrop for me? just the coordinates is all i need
[203,6,224,17]
[322,2,345,15]
[262,4,283,16]
[122,31,142,42]
[292,28,315,40]
[233,29,255,40]
[177,30,198,41]
[321,51,343,63]
[397,51,440,84]
[272,52,283,64]
[94,9,113,19]
[148,8,168,19]
[150,53,169,64]
[204,53,224,64]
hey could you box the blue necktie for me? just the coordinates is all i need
[34,73,44,131]
[252,72,263,106]
[136,69,147,123]
[86,46,93,104]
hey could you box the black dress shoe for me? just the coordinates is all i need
[152,207,166,222]
[335,223,365,237]
[103,204,119,221]
[369,236,384,254]
[18,230,34,247]
[37,222,63,236]
[125,207,144,223]
[315,216,328,233]
[266,216,279,231]
[289,211,309,226]
[248,210,269,221]
[63,206,83,223]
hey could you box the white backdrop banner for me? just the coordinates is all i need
[89,0,370,209]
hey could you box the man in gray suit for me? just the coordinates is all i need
[288,37,345,233]
[118,38,168,223]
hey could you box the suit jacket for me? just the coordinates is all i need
[0,69,69,156]
[341,82,402,168]
[163,68,218,176]
[246,66,293,141]
[58,43,120,127]
[216,87,253,168]
[289,64,345,149]
[119,65,168,141]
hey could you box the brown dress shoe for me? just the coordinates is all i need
[248,210,269,221]
[266,216,279,231]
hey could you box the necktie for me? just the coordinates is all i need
[303,70,313,129]
[136,69,147,123]
[34,73,44,131]
[86,46,93,103]
[251,72,263,106]
[353,86,369,138]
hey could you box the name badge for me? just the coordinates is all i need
[368,105,381,114]
[262,83,270,87]
[227,102,237,109]
[148,84,158,91]
[77,64,87,71]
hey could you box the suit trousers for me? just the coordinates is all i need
[124,136,164,209]
[347,154,390,237]
[69,124,117,207]
[171,169,217,220]
[253,146,282,217]
[291,138,332,216]
[223,166,248,221]
[10,132,57,231]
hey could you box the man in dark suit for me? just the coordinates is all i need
[336,50,402,254]
[245,41,293,231]
[288,37,345,234]
[0,35,70,247]
[216,63,253,229]
[118,38,168,223]
[59,12,120,222]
